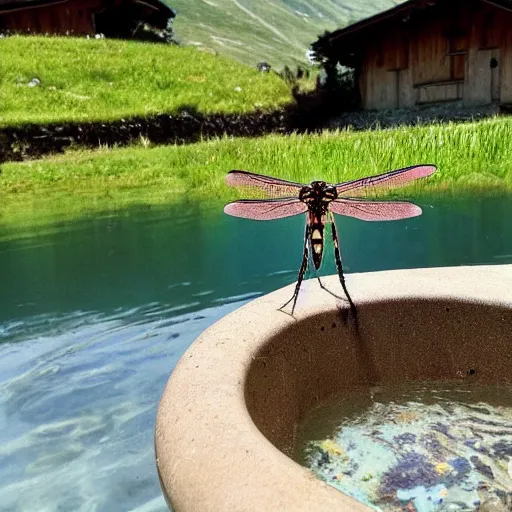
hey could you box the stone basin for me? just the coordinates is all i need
[155,265,512,511]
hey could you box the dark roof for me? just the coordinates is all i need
[0,0,67,12]
[132,0,176,19]
[311,0,512,64]
[0,0,176,16]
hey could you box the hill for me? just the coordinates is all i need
[169,0,405,68]
[0,36,292,126]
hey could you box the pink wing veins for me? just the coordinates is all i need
[226,170,303,198]
[224,198,307,221]
[329,198,422,221]
[335,164,436,197]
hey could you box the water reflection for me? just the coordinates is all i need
[0,194,511,511]
[3,196,512,324]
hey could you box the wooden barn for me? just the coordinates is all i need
[0,0,175,39]
[311,0,512,110]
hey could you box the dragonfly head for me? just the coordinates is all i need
[300,181,337,203]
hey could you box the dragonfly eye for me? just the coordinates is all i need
[323,186,338,199]
[299,187,313,201]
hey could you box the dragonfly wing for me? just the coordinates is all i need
[329,198,422,221]
[335,164,436,197]
[224,198,308,221]
[226,170,304,197]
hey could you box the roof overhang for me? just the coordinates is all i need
[310,0,512,66]
[0,0,67,14]
[0,0,176,17]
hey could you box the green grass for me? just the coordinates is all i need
[2,116,512,229]
[0,36,293,126]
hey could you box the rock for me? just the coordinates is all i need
[381,453,438,491]
[257,62,271,73]
[478,497,507,512]
[306,47,319,64]
[470,455,494,480]
[317,451,329,467]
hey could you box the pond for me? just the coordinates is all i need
[1,194,512,511]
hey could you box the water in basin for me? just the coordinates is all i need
[297,382,512,511]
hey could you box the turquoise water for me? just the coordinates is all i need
[1,195,512,511]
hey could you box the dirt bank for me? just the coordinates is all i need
[0,98,506,163]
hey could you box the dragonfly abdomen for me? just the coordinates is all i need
[308,212,326,270]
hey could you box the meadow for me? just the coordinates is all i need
[1,36,511,232]
[0,36,292,126]
[2,116,511,229]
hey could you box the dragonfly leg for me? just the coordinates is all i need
[316,276,345,301]
[279,225,309,316]
[329,215,357,316]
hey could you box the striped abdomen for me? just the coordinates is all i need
[308,212,326,269]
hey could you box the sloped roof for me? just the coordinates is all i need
[0,0,66,12]
[0,0,176,16]
[311,0,512,65]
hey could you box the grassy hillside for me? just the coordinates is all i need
[2,117,511,229]
[169,0,405,68]
[0,36,292,126]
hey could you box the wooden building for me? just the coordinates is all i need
[0,0,175,39]
[311,0,512,110]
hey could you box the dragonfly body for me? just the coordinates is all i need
[224,165,436,316]
[300,181,337,269]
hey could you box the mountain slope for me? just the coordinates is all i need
[169,0,404,69]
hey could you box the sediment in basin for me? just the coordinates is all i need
[297,382,512,511]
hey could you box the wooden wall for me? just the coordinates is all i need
[0,0,104,34]
[357,0,512,110]
[499,21,512,103]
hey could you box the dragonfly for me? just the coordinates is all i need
[224,164,437,317]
